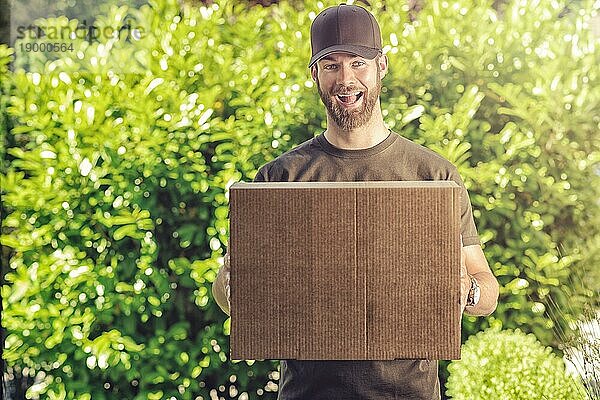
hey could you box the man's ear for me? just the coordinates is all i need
[378,54,389,79]
[311,65,318,82]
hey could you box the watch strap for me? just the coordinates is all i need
[467,276,480,307]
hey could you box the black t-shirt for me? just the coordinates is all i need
[254,130,480,400]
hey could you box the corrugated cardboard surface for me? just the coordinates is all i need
[229,181,461,360]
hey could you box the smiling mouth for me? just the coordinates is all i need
[336,91,363,105]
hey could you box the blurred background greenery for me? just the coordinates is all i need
[1,0,599,399]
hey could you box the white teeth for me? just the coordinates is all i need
[338,92,361,97]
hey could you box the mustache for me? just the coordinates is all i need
[332,86,364,95]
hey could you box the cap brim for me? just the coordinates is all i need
[308,44,381,68]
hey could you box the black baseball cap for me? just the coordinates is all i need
[308,4,382,68]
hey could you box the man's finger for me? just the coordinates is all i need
[225,270,230,292]
[459,234,466,265]
[226,270,231,308]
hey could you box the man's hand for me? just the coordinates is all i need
[461,238,500,316]
[224,252,231,309]
[212,252,232,316]
[459,235,470,312]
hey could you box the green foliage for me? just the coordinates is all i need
[0,45,13,168]
[1,0,599,398]
[446,328,586,399]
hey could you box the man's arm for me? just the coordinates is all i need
[212,166,269,317]
[462,244,499,316]
[212,253,231,316]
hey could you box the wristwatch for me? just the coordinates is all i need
[466,276,480,307]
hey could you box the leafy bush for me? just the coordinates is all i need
[446,328,586,399]
[1,0,599,398]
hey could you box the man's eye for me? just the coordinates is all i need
[324,64,337,70]
[353,61,365,67]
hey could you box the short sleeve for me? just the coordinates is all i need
[253,166,268,182]
[448,168,480,246]
[252,162,285,183]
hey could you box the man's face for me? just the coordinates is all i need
[313,52,385,131]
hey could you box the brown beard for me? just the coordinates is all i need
[316,66,382,131]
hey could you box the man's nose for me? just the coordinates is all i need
[336,64,357,86]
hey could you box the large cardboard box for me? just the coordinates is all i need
[229,181,462,360]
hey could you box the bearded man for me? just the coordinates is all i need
[213,4,499,399]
